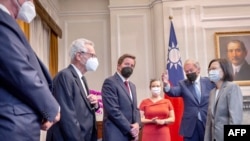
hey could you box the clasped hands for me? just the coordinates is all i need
[130,123,140,141]
[151,117,166,125]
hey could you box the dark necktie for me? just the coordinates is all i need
[82,76,95,110]
[124,80,130,93]
[81,76,89,95]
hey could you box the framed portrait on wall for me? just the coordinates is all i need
[215,31,250,86]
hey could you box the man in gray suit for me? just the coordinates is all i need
[46,38,99,141]
[162,59,215,141]
[0,0,60,141]
[101,54,141,141]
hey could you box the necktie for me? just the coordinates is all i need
[193,82,202,121]
[81,76,89,96]
[124,81,133,100]
[124,81,130,93]
[81,76,95,110]
[193,82,201,103]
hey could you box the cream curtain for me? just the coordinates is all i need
[29,15,50,67]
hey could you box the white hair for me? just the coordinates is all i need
[184,59,200,69]
[69,38,94,61]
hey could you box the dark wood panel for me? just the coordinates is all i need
[97,121,103,139]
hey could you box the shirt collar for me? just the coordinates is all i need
[194,75,201,85]
[116,71,128,82]
[0,4,11,15]
[232,63,243,73]
[71,64,83,79]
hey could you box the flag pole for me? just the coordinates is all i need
[165,15,184,141]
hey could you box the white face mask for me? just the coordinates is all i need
[85,57,99,71]
[208,69,220,83]
[16,0,36,23]
[151,87,161,95]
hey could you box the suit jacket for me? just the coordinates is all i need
[101,73,141,141]
[164,77,215,137]
[234,61,250,81]
[0,10,59,141]
[46,65,98,141]
[204,81,243,141]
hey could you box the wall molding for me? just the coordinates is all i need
[200,3,250,22]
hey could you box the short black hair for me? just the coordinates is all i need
[208,58,234,81]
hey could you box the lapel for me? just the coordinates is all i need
[127,81,135,102]
[213,82,227,116]
[81,76,90,94]
[210,88,216,117]
[115,73,133,102]
[69,65,93,111]
[187,81,199,104]
[213,82,227,113]
[199,78,206,103]
[130,82,138,107]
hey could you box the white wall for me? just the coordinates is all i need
[37,1,250,140]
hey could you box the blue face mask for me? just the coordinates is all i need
[208,70,220,83]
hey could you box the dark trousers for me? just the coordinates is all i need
[184,120,204,141]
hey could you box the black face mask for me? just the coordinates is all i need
[186,72,197,82]
[121,67,133,78]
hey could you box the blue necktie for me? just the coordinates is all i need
[193,82,201,103]
[193,82,202,121]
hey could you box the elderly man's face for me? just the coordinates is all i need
[227,42,247,66]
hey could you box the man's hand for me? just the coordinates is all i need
[130,123,140,139]
[41,112,60,131]
[161,71,169,85]
[87,94,99,108]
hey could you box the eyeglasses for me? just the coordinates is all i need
[79,51,97,58]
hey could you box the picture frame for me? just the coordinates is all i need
[215,31,250,86]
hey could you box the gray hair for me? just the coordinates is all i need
[69,38,94,61]
[184,59,200,69]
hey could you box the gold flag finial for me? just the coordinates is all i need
[169,16,173,20]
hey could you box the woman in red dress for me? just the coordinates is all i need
[139,79,175,141]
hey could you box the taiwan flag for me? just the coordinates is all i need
[165,20,184,141]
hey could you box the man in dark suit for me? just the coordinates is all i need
[0,0,60,141]
[46,38,99,141]
[227,40,250,80]
[162,59,215,141]
[101,54,141,141]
